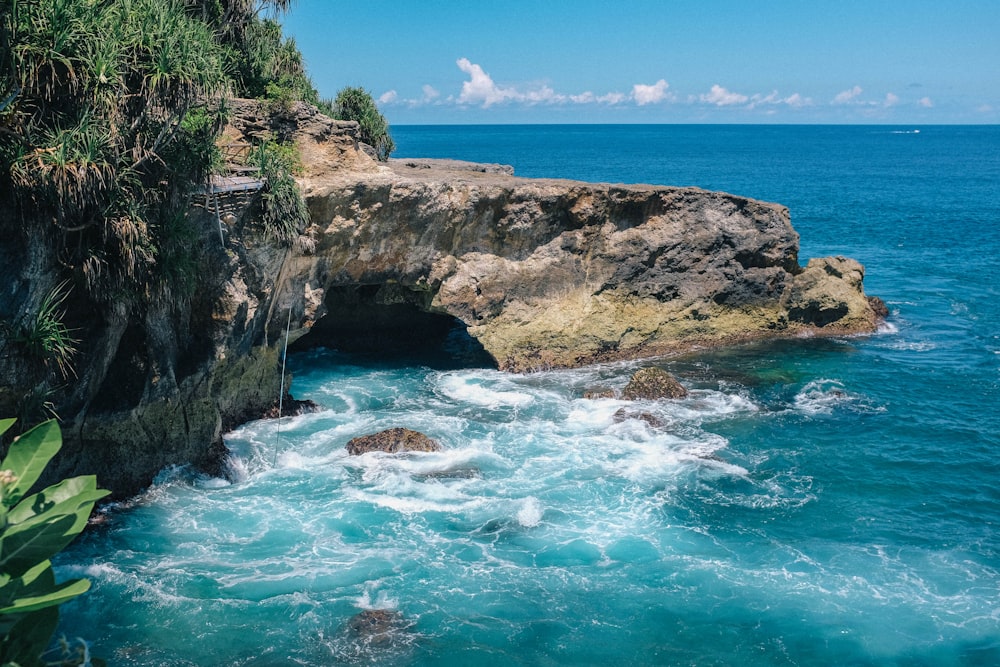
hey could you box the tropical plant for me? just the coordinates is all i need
[0,418,109,667]
[12,282,78,381]
[332,87,395,161]
[250,141,309,242]
[1,0,230,309]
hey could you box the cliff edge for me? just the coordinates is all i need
[284,115,881,372]
[0,101,882,496]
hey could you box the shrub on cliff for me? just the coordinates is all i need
[332,87,396,161]
[0,0,229,308]
[250,141,309,242]
[0,418,109,666]
[0,0,323,416]
[0,0,320,304]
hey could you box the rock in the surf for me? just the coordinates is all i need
[583,388,616,399]
[347,609,409,644]
[345,427,442,455]
[612,407,666,428]
[621,367,688,400]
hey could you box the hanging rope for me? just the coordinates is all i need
[274,307,293,466]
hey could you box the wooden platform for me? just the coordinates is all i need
[196,174,265,195]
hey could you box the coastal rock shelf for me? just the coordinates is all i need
[282,125,881,371]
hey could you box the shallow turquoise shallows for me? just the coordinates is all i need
[58,125,1000,666]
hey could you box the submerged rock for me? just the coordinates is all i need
[260,396,321,420]
[345,427,442,455]
[613,407,666,428]
[621,367,688,400]
[347,609,409,643]
[583,388,617,399]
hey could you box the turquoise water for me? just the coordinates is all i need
[59,126,1000,665]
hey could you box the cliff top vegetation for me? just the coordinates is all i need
[0,0,392,426]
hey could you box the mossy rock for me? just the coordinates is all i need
[583,388,616,399]
[345,427,441,455]
[621,367,688,400]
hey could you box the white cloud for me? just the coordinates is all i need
[456,58,521,107]
[454,58,628,108]
[378,90,398,104]
[524,85,565,105]
[918,96,933,108]
[571,91,626,104]
[783,92,811,108]
[833,85,863,104]
[977,104,994,113]
[701,84,748,106]
[747,90,812,110]
[422,85,440,101]
[632,79,670,105]
[884,92,899,107]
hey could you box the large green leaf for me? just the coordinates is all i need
[0,514,78,579]
[0,418,15,438]
[0,604,58,667]
[0,559,51,609]
[0,420,61,508]
[0,577,90,615]
[1,481,105,577]
[0,558,86,615]
[7,475,109,525]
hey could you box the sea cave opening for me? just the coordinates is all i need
[288,284,496,369]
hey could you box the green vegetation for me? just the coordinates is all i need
[0,418,109,666]
[0,0,393,406]
[332,87,396,161]
[250,141,309,242]
[0,0,231,309]
[9,282,78,382]
[0,0,344,303]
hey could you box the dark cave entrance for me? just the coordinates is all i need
[288,284,496,369]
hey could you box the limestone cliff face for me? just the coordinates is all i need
[0,102,364,498]
[0,101,881,497]
[290,153,880,371]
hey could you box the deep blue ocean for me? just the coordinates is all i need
[58,125,1000,665]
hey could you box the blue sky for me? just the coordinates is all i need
[280,0,1000,124]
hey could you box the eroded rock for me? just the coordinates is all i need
[621,368,688,400]
[347,609,409,642]
[613,407,666,428]
[290,149,882,371]
[345,428,442,455]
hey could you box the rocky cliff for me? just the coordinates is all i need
[287,113,881,372]
[0,101,882,497]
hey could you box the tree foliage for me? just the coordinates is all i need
[332,87,395,161]
[0,0,230,308]
[0,0,326,304]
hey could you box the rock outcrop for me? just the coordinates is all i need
[285,125,882,371]
[345,428,442,455]
[0,100,882,497]
[622,368,688,400]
